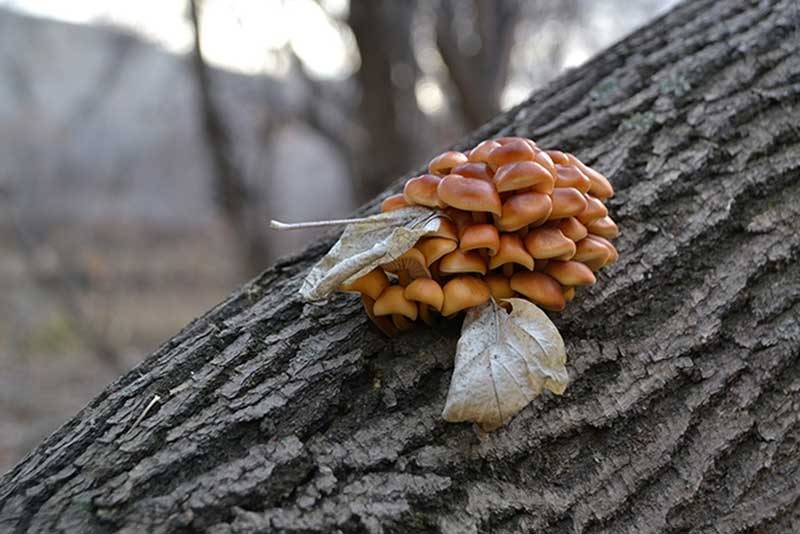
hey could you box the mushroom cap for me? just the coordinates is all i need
[429,151,469,176]
[460,224,501,255]
[546,150,570,165]
[567,154,613,199]
[426,218,458,241]
[361,294,398,337]
[403,174,444,208]
[543,260,597,286]
[524,227,577,259]
[573,235,612,266]
[553,216,588,242]
[339,268,390,300]
[548,187,589,220]
[485,273,515,300]
[494,136,537,149]
[373,285,418,320]
[381,248,431,279]
[468,139,502,163]
[437,175,502,216]
[496,192,552,232]
[579,234,618,269]
[451,162,493,181]
[381,193,410,212]
[487,139,536,170]
[415,237,458,266]
[489,233,534,271]
[510,271,566,311]
[404,278,444,311]
[439,248,488,275]
[441,275,491,316]
[534,150,557,177]
[554,165,591,193]
[563,286,576,302]
[493,161,555,193]
[577,195,609,225]
[587,216,619,239]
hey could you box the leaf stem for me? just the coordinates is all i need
[269,217,390,230]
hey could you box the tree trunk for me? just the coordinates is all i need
[2,0,800,532]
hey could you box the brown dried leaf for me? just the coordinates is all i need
[442,298,568,431]
[301,206,442,301]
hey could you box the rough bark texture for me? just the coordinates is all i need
[2,0,800,532]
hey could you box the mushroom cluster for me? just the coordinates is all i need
[345,136,619,336]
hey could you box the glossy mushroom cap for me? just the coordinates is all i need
[415,237,458,266]
[460,224,500,255]
[441,276,491,316]
[485,273,514,300]
[554,216,588,242]
[373,286,419,321]
[549,187,589,219]
[493,161,554,193]
[489,233,534,271]
[487,139,536,170]
[451,162,493,181]
[587,216,619,239]
[437,175,502,216]
[573,235,612,271]
[577,195,609,225]
[546,150,570,165]
[468,140,501,163]
[339,268,390,300]
[566,154,613,200]
[361,295,398,337]
[510,272,566,311]
[524,227,577,259]
[496,192,552,232]
[404,278,444,312]
[381,193,410,212]
[403,174,444,208]
[554,165,591,193]
[426,218,458,241]
[439,249,488,275]
[543,260,597,286]
[381,248,431,280]
[429,151,468,176]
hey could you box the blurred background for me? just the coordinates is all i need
[0,0,678,473]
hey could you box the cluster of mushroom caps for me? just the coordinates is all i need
[344,136,619,336]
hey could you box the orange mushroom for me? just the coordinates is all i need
[437,175,502,216]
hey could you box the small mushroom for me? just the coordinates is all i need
[494,136,537,151]
[451,162,493,181]
[361,295,399,337]
[468,140,502,163]
[534,150,557,177]
[493,161,554,194]
[546,150,570,165]
[577,194,609,225]
[554,165,591,193]
[553,216,588,242]
[381,193,410,212]
[586,216,619,239]
[437,175,502,216]
[439,249,488,276]
[415,237,458,266]
[543,260,597,286]
[487,139,536,171]
[426,218,459,241]
[496,192,552,232]
[563,286,576,302]
[489,233,534,276]
[429,151,468,176]
[373,285,419,331]
[573,235,612,271]
[524,227,577,259]
[566,154,613,200]
[404,278,444,325]
[381,248,430,286]
[485,273,515,300]
[441,275,491,316]
[510,271,566,311]
[339,267,390,299]
[403,174,444,208]
[548,187,589,220]
[459,224,501,256]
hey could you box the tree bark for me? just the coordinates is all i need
[2,0,800,532]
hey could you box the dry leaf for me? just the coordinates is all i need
[301,206,443,301]
[442,298,569,431]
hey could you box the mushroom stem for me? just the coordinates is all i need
[502,263,515,278]
[397,270,412,287]
[269,217,389,230]
[392,314,414,331]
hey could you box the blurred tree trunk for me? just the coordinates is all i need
[2,0,800,532]
[189,0,269,277]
